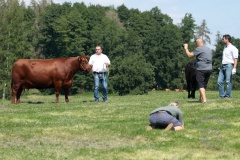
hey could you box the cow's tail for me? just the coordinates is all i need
[11,81,26,93]
[11,80,13,91]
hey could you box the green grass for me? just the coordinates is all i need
[0,90,240,160]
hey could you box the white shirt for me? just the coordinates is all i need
[89,53,110,72]
[222,43,239,64]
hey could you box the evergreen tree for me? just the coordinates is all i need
[111,53,155,95]
[28,0,52,58]
[0,0,36,99]
[155,24,185,89]
[179,13,196,43]
[195,19,211,44]
[116,4,130,27]
[39,2,72,58]
[52,7,88,57]
[1,1,229,96]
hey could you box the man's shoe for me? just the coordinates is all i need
[146,125,152,131]
[164,123,173,131]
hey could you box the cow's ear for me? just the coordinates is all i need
[77,56,81,62]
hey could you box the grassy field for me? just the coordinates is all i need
[0,90,240,160]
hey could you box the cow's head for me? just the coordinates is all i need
[78,56,92,72]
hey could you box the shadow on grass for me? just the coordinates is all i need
[25,101,45,104]
[82,100,106,103]
[82,100,91,103]
[21,100,105,104]
[186,99,200,103]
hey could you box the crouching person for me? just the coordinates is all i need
[147,101,184,131]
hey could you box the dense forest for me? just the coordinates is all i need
[1,0,240,99]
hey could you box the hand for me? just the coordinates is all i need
[105,63,110,67]
[232,68,236,75]
[183,43,188,50]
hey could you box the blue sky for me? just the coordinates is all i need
[25,0,240,49]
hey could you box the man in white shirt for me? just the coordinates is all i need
[218,34,239,98]
[89,46,110,102]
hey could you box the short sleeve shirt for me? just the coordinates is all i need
[89,53,110,72]
[193,46,212,70]
[222,43,239,64]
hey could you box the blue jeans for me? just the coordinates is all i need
[149,112,182,129]
[94,73,108,101]
[217,64,233,97]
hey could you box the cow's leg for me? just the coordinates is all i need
[11,88,17,104]
[11,83,21,104]
[186,80,191,98]
[54,85,61,103]
[191,79,198,99]
[64,88,69,103]
[191,88,195,98]
[192,87,196,99]
[55,90,60,103]
[16,87,23,104]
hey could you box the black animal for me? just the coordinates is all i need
[185,60,198,98]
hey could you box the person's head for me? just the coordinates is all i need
[222,34,231,44]
[95,45,103,55]
[195,38,204,47]
[169,101,180,108]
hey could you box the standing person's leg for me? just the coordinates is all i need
[217,66,226,98]
[225,64,233,98]
[94,73,100,102]
[199,88,206,103]
[200,70,212,103]
[196,70,206,103]
[102,73,108,102]
[204,70,212,89]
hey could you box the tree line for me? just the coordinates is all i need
[1,0,240,99]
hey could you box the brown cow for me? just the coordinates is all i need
[11,56,92,104]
